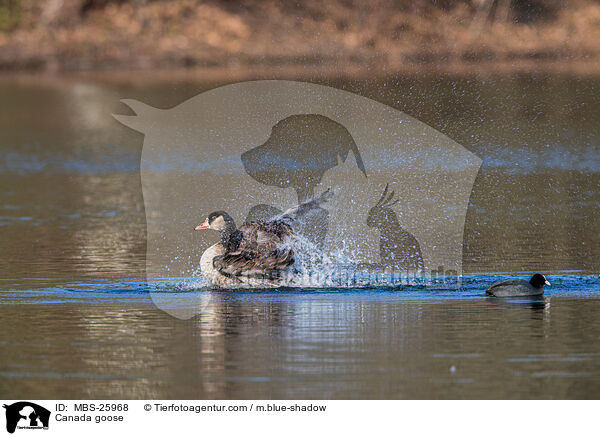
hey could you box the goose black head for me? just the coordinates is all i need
[529,273,550,288]
[195,211,235,232]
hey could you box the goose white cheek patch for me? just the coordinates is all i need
[113,80,481,319]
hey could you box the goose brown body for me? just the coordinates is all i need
[212,220,295,280]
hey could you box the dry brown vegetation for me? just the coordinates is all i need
[1,0,599,71]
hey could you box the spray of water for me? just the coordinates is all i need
[181,232,431,290]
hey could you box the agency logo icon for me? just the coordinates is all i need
[3,402,50,434]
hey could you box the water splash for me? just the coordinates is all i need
[188,233,447,290]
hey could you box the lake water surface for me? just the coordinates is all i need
[1,71,599,399]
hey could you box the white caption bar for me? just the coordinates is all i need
[0,400,596,435]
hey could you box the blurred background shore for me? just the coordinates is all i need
[1,0,600,74]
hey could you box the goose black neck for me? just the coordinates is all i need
[220,215,242,251]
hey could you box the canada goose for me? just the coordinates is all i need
[195,189,333,287]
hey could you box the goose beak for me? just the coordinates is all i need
[545,280,551,286]
[195,218,209,230]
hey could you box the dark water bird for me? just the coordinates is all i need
[195,189,334,286]
[366,184,424,272]
[486,273,550,297]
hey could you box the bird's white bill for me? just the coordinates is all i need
[195,218,209,230]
